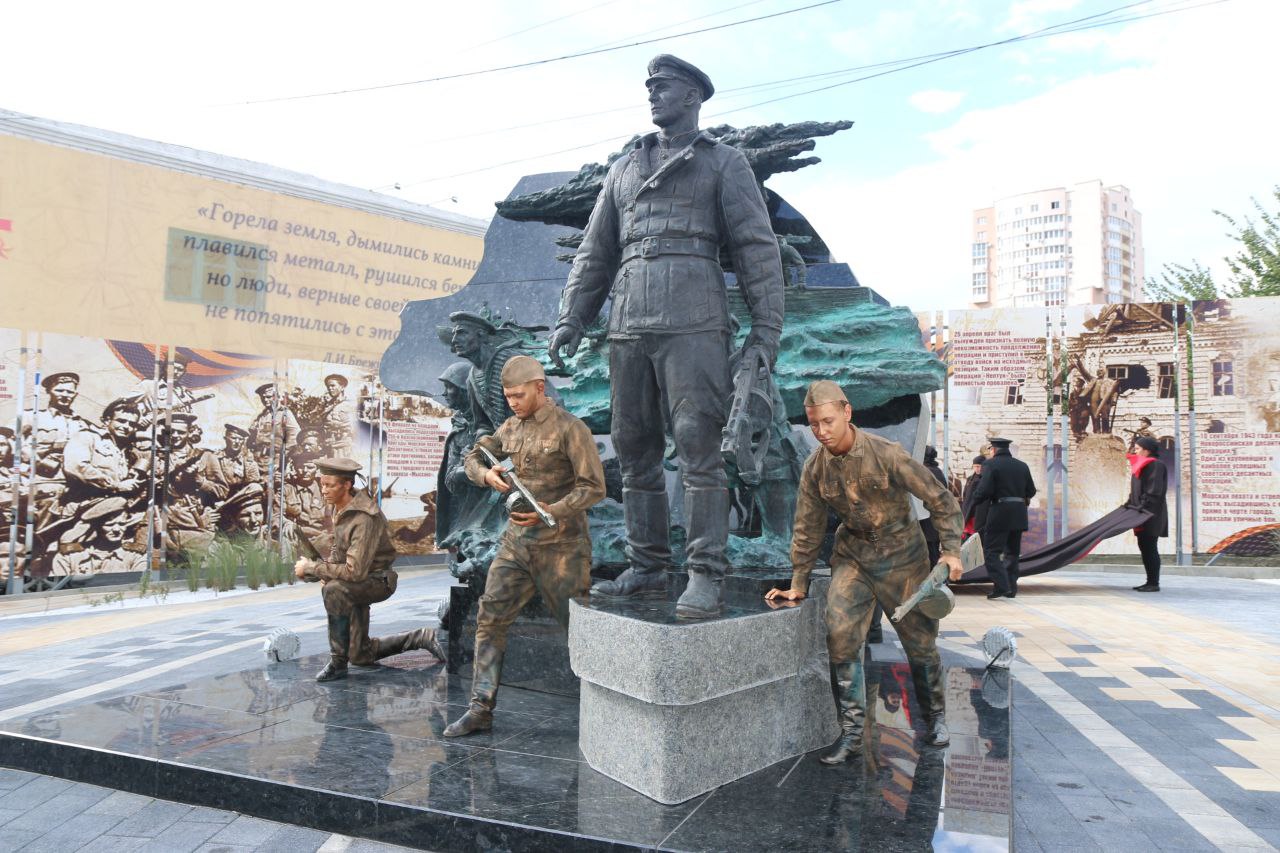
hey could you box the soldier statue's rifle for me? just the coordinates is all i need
[720,344,774,487]
[893,532,983,621]
[891,562,948,622]
[477,445,558,529]
[294,529,324,581]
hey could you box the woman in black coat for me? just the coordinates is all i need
[1127,436,1168,591]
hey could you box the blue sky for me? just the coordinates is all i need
[5,0,1274,309]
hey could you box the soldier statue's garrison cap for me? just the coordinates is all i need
[500,355,546,387]
[646,54,714,101]
[802,380,849,408]
[989,437,1012,448]
[42,371,80,390]
[448,311,497,335]
[224,424,249,437]
[317,457,362,477]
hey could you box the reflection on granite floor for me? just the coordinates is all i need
[0,650,1011,851]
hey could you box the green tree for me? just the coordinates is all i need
[1217,186,1280,297]
[1146,185,1280,301]
[1145,259,1219,303]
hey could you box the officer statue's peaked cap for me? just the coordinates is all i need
[803,380,849,408]
[500,355,546,387]
[646,55,714,101]
[317,457,362,477]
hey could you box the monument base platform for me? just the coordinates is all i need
[0,652,1011,851]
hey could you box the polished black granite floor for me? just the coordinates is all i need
[0,651,1011,851]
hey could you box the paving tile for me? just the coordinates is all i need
[108,800,194,837]
[134,819,222,853]
[254,824,332,852]
[0,769,37,791]
[0,775,74,810]
[86,790,154,817]
[182,806,240,824]
[207,815,284,847]
[17,813,126,853]
[0,829,41,852]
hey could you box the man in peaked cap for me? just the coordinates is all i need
[322,374,356,459]
[443,355,606,738]
[767,380,965,764]
[970,437,1036,599]
[248,382,300,469]
[294,457,444,682]
[550,53,784,619]
[199,424,260,503]
[27,371,93,501]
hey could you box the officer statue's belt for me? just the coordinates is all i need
[620,236,719,264]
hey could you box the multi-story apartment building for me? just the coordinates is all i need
[971,180,1144,309]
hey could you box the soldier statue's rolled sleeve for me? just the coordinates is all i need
[787,454,828,597]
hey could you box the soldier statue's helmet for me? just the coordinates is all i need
[646,54,714,101]
[42,371,80,390]
[500,355,546,388]
[224,424,249,437]
[448,311,497,335]
[323,373,348,388]
[438,361,472,392]
[917,584,956,620]
[802,379,849,408]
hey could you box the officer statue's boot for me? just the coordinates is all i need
[592,488,671,600]
[910,661,950,747]
[675,487,730,619]
[316,615,351,682]
[443,645,501,738]
[372,628,446,663]
[821,659,867,765]
[676,566,724,619]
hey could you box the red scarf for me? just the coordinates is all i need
[1128,453,1155,477]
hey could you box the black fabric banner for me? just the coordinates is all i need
[957,506,1153,582]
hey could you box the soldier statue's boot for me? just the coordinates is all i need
[675,487,730,619]
[910,661,950,747]
[443,644,501,738]
[316,615,351,683]
[821,659,867,765]
[373,628,446,663]
[593,488,670,600]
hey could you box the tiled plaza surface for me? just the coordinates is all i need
[0,567,1277,851]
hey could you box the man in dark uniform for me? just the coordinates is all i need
[294,458,445,682]
[971,438,1036,599]
[549,54,785,618]
[444,356,606,737]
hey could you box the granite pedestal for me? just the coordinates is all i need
[0,647,1011,851]
[569,577,839,805]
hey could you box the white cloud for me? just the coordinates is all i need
[909,89,967,114]
[774,0,1280,310]
[1002,0,1081,33]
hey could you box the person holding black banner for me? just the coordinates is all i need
[1127,436,1167,592]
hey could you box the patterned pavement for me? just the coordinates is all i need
[0,567,1277,851]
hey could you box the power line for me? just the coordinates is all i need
[234,0,843,105]
[385,0,1223,191]
[394,0,1165,154]
[463,0,629,51]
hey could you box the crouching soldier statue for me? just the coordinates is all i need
[294,457,444,682]
[767,381,964,764]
